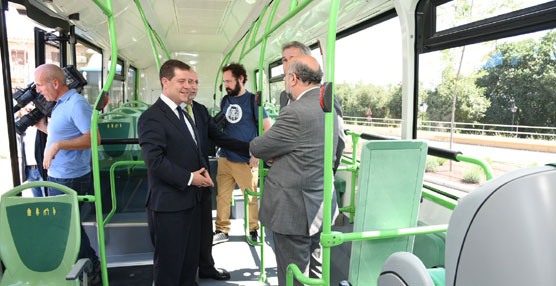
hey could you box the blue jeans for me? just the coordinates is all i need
[48,172,99,265]
[25,167,44,197]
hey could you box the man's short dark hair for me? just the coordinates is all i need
[282,41,311,55]
[160,59,191,85]
[222,63,247,84]
[288,61,323,85]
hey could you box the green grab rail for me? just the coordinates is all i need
[90,0,120,284]
[421,189,457,210]
[290,0,299,11]
[239,21,257,62]
[134,0,162,69]
[287,0,340,284]
[242,0,314,58]
[250,5,268,49]
[104,160,145,225]
[323,224,449,247]
[151,28,171,60]
[244,188,267,283]
[121,100,150,109]
[319,0,341,285]
[456,154,494,180]
[341,131,360,223]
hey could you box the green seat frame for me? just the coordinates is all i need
[0,182,85,286]
[348,140,428,285]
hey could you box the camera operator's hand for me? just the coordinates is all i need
[43,141,60,169]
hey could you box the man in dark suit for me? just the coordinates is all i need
[138,60,215,286]
[182,69,249,281]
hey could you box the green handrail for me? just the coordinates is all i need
[338,131,360,223]
[456,154,494,180]
[134,0,162,69]
[151,28,171,60]
[243,188,266,282]
[287,0,340,284]
[243,0,314,57]
[238,21,257,62]
[289,0,299,11]
[421,189,457,210]
[91,0,118,285]
[250,5,268,48]
[105,160,145,225]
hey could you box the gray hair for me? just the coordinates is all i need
[288,60,322,85]
[282,41,311,55]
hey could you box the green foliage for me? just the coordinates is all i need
[463,166,483,184]
[335,82,398,118]
[425,156,440,172]
[437,158,448,166]
[476,31,556,129]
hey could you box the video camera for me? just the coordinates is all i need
[13,65,87,135]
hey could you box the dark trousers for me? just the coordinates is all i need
[148,205,201,286]
[199,188,215,274]
[272,231,322,286]
[48,172,99,265]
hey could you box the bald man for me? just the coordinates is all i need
[34,64,102,285]
[250,55,339,285]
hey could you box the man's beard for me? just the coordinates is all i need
[226,81,241,97]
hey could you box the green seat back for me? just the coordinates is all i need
[349,140,427,286]
[98,120,133,156]
[0,182,80,286]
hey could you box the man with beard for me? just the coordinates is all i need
[180,69,250,281]
[213,63,271,245]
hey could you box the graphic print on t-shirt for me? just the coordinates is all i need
[225,104,242,124]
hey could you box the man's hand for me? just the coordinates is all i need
[249,156,259,168]
[191,168,214,188]
[43,141,60,169]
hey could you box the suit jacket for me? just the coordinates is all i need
[250,87,338,236]
[191,100,250,168]
[280,90,345,173]
[138,98,205,212]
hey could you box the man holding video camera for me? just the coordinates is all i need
[34,63,102,285]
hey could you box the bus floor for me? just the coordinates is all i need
[105,212,279,286]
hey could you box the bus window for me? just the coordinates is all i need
[436,0,553,32]
[127,66,137,101]
[417,1,556,189]
[334,15,402,139]
[75,38,102,106]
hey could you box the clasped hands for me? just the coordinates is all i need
[192,168,214,188]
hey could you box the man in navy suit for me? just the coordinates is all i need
[138,60,215,286]
[182,69,249,281]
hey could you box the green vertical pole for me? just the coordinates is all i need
[250,5,269,48]
[90,0,118,285]
[253,0,281,282]
[239,21,256,62]
[322,0,341,285]
[151,28,171,60]
[349,133,359,223]
[134,0,162,69]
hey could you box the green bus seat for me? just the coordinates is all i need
[348,140,427,286]
[0,182,90,286]
[412,222,445,268]
[98,119,134,171]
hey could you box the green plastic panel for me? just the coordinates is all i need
[7,202,71,272]
[0,185,80,286]
[349,140,428,286]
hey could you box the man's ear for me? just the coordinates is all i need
[161,77,168,88]
[238,75,245,85]
[52,79,60,90]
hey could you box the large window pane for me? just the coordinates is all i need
[436,0,552,32]
[76,41,102,105]
[417,28,556,190]
[126,67,137,102]
[334,17,402,139]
